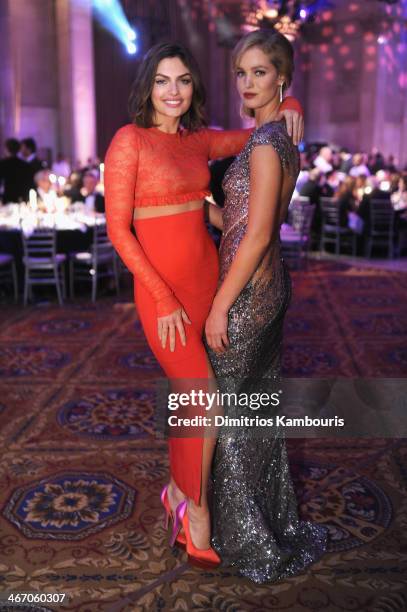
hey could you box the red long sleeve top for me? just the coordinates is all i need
[104,97,303,316]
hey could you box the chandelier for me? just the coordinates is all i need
[244,1,335,42]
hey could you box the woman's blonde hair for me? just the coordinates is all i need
[232,30,294,118]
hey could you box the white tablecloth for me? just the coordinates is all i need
[0,203,105,237]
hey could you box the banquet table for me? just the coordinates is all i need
[0,202,106,284]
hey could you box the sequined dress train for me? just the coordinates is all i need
[207,121,328,583]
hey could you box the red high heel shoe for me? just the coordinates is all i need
[160,485,186,549]
[176,500,221,569]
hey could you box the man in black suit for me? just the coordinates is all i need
[0,138,31,203]
[299,167,322,206]
[339,147,353,174]
[19,138,46,190]
[75,170,105,212]
[299,168,327,248]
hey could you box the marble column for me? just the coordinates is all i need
[0,0,15,145]
[0,0,58,158]
[372,31,407,166]
[55,0,96,167]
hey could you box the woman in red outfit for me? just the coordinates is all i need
[104,42,303,567]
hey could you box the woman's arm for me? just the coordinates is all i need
[205,144,282,352]
[104,125,180,317]
[205,96,304,160]
[204,198,223,230]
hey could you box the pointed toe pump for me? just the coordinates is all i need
[176,500,221,569]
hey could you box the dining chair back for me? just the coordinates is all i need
[0,253,18,302]
[22,228,66,305]
[69,221,119,301]
[366,199,395,258]
[320,197,357,256]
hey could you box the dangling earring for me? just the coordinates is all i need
[279,82,284,103]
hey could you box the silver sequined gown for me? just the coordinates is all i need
[207,121,328,583]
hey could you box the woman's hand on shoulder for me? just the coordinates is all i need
[276,109,304,146]
[158,308,191,352]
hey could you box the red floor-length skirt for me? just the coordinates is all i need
[133,208,219,504]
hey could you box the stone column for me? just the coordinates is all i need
[0,0,15,144]
[55,0,96,167]
[372,32,407,166]
[0,0,58,157]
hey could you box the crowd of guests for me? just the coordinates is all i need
[295,145,407,253]
[0,138,104,212]
[1,136,407,255]
[0,138,45,202]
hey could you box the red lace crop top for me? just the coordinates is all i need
[104,96,303,316]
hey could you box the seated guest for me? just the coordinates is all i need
[64,171,83,202]
[391,175,407,252]
[52,153,71,179]
[20,138,47,189]
[295,151,311,193]
[390,173,401,194]
[339,147,353,173]
[313,146,333,174]
[320,171,335,198]
[368,150,385,174]
[330,150,341,171]
[360,176,391,205]
[349,153,370,177]
[299,168,324,244]
[375,169,392,192]
[299,167,322,205]
[333,177,357,227]
[77,170,105,212]
[0,138,31,203]
[354,174,368,205]
[391,175,407,211]
[386,154,398,174]
[357,175,391,232]
[34,169,58,208]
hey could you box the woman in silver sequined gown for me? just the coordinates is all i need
[205,31,327,583]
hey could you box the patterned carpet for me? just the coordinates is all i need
[0,260,406,612]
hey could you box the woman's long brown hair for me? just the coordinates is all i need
[128,42,207,131]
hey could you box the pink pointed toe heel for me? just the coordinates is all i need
[176,500,221,569]
[160,484,186,549]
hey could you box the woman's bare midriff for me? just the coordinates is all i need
[133,199,204,220]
